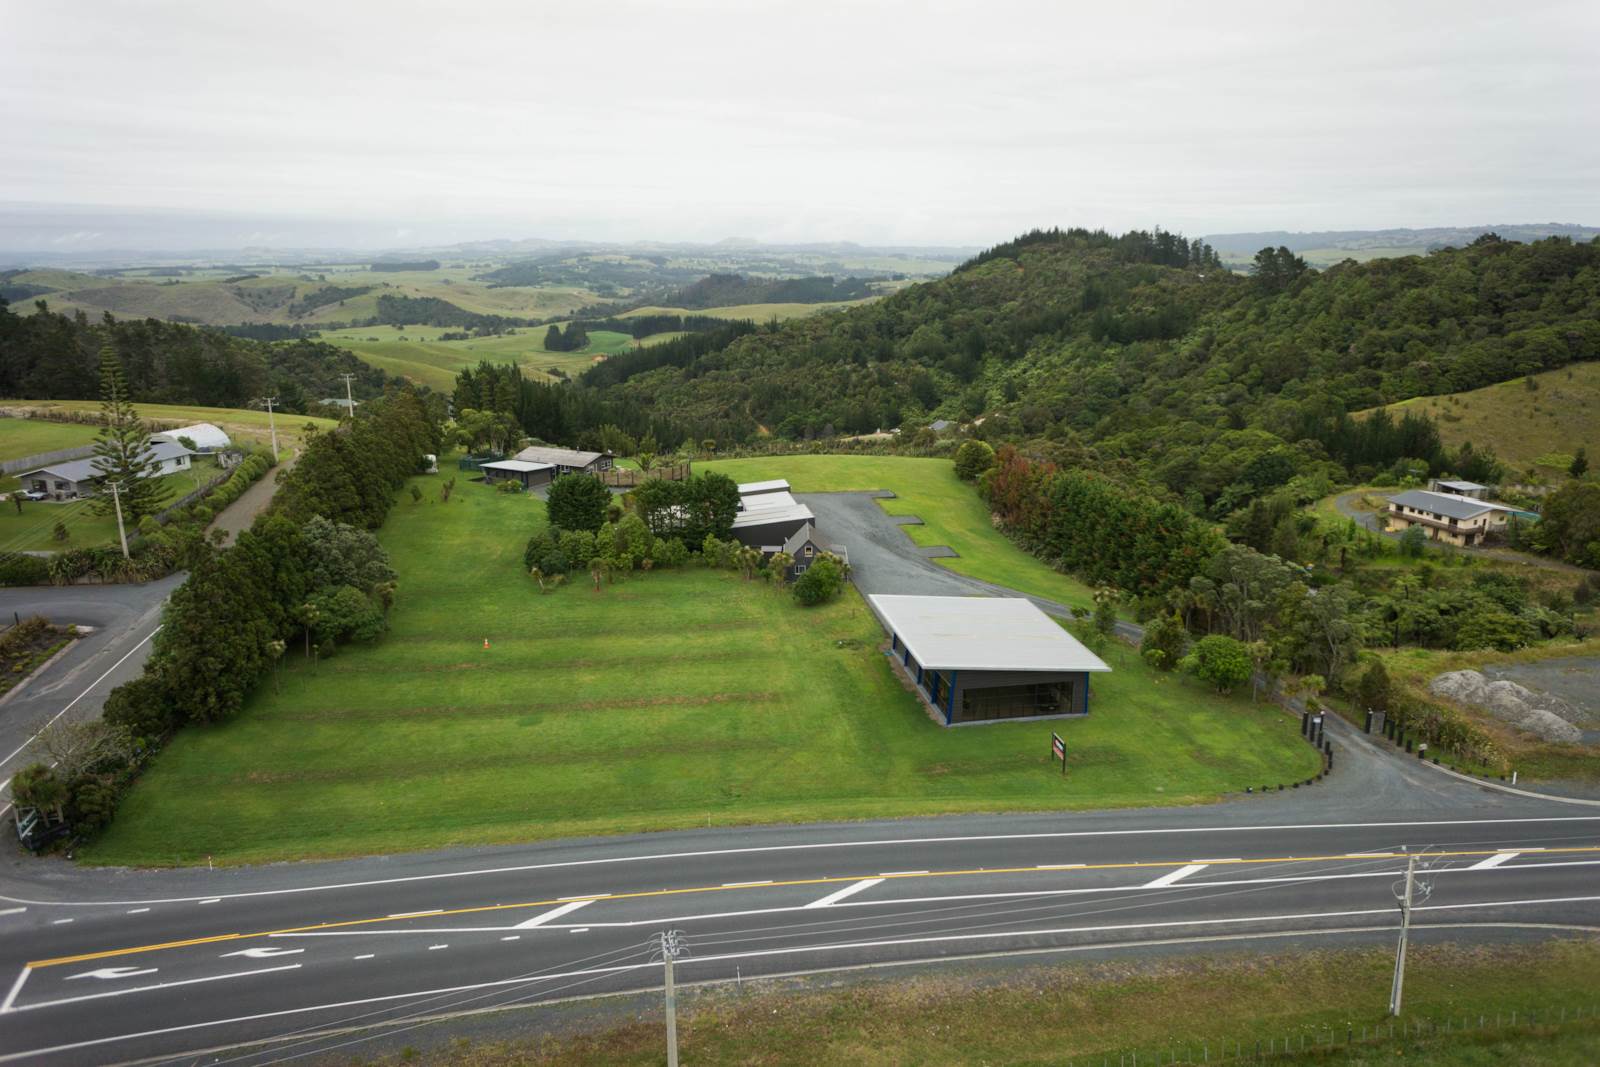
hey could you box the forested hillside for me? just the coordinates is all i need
[592,228,1600,512]
[0,297,394,412]
[661,273,876,308]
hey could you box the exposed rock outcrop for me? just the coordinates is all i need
[1429,669,1584,743]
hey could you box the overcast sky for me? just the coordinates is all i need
[3,0,1597,251]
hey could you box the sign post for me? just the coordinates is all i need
[1051,732,1066,776]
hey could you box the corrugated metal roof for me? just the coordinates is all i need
[1436,480,1487,491]
[152,422,230,451]
[738,479,790,494]
[19,440,193,484]
[514,445,606,467]
[867,595,1111,673]
[1388,489,1496,519]
[481,460,554,473]
[741,490,798,511]
[731,502,814,528]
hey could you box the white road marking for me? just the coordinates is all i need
[219,947,304,960]
[7,815,1598,908]
[1144,864,1207,889]
[0,968,29,1013]
[569,927,589,933]
[1036,864,1085,870]
[11,895,1599,1062]
[558,893,611,902]
[65,967,159,982]
[0,907,26,917]
[427,944,447,951]
[1469,852,1519,870]
[125,908,150,915]
[806,878,885,908]
[199,898,221,905]
[722,880,774,888]
[512,899,592,929]
[500,936,520,942]
[13,965,301,1014]
[880,870,929,876]
[353,954,375,960]
[51,919,73,925]
[386,909,443,919]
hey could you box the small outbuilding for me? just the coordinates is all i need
[480,459,555,490]
[152,422,231,454]
[1428,479,1488,499]
[867,594,1111,726]
[730,501,815,549]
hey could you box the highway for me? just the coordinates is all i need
[2,803,1599,1064]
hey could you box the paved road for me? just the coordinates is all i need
[0,576,183,814]
[206,461,286,548]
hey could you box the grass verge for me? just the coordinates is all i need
[362,940,1600,1066]
[85,469,1318,866]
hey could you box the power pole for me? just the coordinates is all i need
[657,930,687,1067]
[338,373,356,417]
[1389,849,1431,1016]
[259,396,280,463]
[109,480,130,559]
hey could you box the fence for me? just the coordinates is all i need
[601,462,692,488]
[1063,1002,1600,1065]
[1,445,97,476]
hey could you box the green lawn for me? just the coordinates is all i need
[86,471,1319,866]
[0,418,101,463]
[0,458,221,553]
[703,454,1097,610]
[2,402,335,454]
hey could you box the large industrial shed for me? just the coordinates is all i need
[868,594,1110,725]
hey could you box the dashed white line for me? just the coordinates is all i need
[0,908,26,917]
[512,899,592,929]
[51,919,73,925]
[569,928,590,933]
[1143,864,1207,889]
[427,944,448,951]
[806,878,884,908]
[199,898,221,905]
[125,908,150,915]
[500,936,520,942]
[1469,852,1519,870]
[353,954,375,960]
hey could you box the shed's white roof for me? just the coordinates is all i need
[731,502,814,528]
[867,595,1111,674]
[738,479,790,495]
[1436,480,1487,491]
[740,490,798,511]
[153,422,230,450]
[481,459,554,473]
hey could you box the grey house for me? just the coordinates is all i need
[730,500,814,549]
[480,459,555,490]
[867,595,1111,726]
[18,440,194,501]
[780,522,848,581]
[513,445,614,476]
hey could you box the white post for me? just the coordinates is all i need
[110,480,130,559]
[1389,850,1416,1016]
[340,373,356,416]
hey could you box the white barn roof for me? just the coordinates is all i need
[731,502,814,528]
[740,490,798,511]
[738,479,791,495]
[868,595,1111,674]
[481,460,554,473]
[153,422,230,451]
[514,445,607,468]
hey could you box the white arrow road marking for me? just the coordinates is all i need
[1469,852,1519,870]
[806,878,885,908]
[1,969,29,1013]
[65,967,158,982]
[1143,863,1207,889]
[13,965,301,1014]
[513,899,592,928]
[219,947,305,959]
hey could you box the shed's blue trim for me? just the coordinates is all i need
[945,670,958,725]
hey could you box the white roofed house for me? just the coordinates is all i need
[1384,489,1538,548]
[16,440,194,501]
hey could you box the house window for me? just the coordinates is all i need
[794,564,806,574]
[803,545,814,557]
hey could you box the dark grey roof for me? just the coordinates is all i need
[1388,489,1495,520]
[19,440,192,485]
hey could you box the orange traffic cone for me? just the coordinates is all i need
[483,637,490,650]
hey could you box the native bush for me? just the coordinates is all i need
[1182,634,1253,693]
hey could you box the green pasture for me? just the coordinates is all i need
[320,325,636,391]
[0,418,102,463]
[703,454,1098,610]
[4,402,335,453]
[86,470,1318,866]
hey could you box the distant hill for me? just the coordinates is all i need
[1205,224,1600,267]
[662,274,876,309]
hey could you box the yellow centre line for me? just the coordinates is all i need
[26,846,1600,969]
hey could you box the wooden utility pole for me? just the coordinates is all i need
[339,374,356,416]
[1389,850,1418,1016]
[260,395,280,463]
[659,930,686,1067]
[109,480,130,559]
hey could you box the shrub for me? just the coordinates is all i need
[1139,612,1187,671]
[547,474,611,532]
[495,478,524,494]
[539,551,569,575]
[559,528,597,565]
[0,553,49,587]
[68,779,119,832]
[102,675,175,740]
[524,530,558,571]
[11,763,68,817]
[655,537,690,568]
[792,555,846,606]
[953,439,997,481]
[309,585,386,645]
[1181,634,1252,693]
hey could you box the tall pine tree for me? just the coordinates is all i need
[90,344,171,521]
